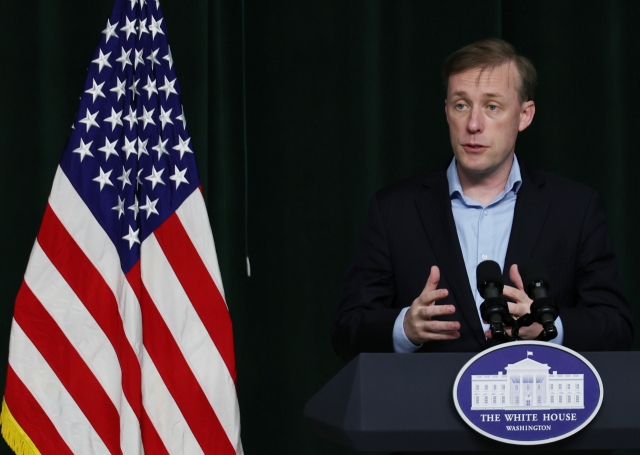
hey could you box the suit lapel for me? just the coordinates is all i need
[503,164,551,285]
[414,169,487,348]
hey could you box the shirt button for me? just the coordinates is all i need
[482,254,488,260]
[483,210,488,216]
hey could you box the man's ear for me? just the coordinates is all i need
[518,100,535,132]
[444,99,450,124]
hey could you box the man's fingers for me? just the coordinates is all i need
[502,285,528,302]
[418,303,456,320]
[485,327,513,339]
[509,264,524,290]
[518,323,543,340]
[415,320,461,341]
[416,288,449,306]
[503,284,533,318]
[424,265,441,293]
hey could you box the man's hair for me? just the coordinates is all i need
[442,38,537,103]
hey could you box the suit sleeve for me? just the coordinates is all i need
[331,194,403,362]
[560,191,633,350]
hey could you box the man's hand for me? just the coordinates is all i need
[484,264,542,340]
[403,266,460,345]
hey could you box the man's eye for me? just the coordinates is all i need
[455,103,466,110]
[488,104,498,111]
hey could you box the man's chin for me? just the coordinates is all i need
[456,160,496,176]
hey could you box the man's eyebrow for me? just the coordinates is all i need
[450,91,504,98]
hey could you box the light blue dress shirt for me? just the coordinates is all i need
[393,156,564,352]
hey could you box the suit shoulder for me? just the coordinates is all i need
[375,174,426,201]
[373,166,446,206]
[526,166,598,200]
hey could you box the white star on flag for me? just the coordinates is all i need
[120,16,137,39]
[137,138,150,157]
[98,137,119,160]
[138,106,156,129]
[163,45,173,69]
[128,195,139,219]
[121,136,138,159]
[142,76,158,98]
[112,196,126,219]
[102,19,119,42]
[159,106,173,129]
[145,165,165,189]
[176,104,186,128]
[149,16,164,39]
[136,168,143,188]
[122,224,140,248]
[116,47,132,70]
[152,138,169,159]
[123,106,138,129]
[79,109,100,131]
[173,136,192,159]
[117,166,132,189]
[129,78,140,98]
[138,18,149,37]
[91,49,112,73]
[159,76,178,98]
[170,165,189,189]
[104,108,123,131]
[139,195,159,218]
[110,77,127,100]
[85,79,106,102]
[134,48,145,69]
[93,167,114,190]
[73,138,94,162]
[147,48,160,69]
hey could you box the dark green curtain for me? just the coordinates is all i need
[1,1,638,454]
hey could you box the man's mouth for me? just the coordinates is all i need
[462,143,488,152]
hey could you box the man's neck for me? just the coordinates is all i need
[457,158,514,206]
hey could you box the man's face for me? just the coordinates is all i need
[445,61,535,180]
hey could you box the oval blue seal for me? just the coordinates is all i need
[453,341,603,445]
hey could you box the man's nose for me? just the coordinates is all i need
[467,107,483,134]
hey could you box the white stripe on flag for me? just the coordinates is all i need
[24,241,124,410]
[140,348,204,455]
[8,321,112,455]
[23,241,143,455]
[141,233,241,448]
[176,190,226,301]
[49,167,143,359]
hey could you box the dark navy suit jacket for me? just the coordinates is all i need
[332,160,633,362]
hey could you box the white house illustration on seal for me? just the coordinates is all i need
[471,352,584,410]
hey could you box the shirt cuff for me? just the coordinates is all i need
[393,307,422,353]
[548,316,565,346]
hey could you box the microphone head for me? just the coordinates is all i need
[520,260,551,298]
[476,260,503,296]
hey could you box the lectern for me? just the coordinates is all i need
[304,352,640,452]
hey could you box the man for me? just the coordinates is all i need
[332,38,632,363]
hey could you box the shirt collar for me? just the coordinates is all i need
[446,155,522,199]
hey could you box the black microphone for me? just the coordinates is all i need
[477,260,512,342]
[520,261,559,341]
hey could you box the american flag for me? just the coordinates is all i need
[1,0,242,454]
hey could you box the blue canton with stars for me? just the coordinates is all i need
[59,0,200,274]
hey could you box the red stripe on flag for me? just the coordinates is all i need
[37,205,143,418]
[154,213,236,381]
[4,365,74,455]
[140,408,171,455]
[13,282,123,455]
[127,262,235,455]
